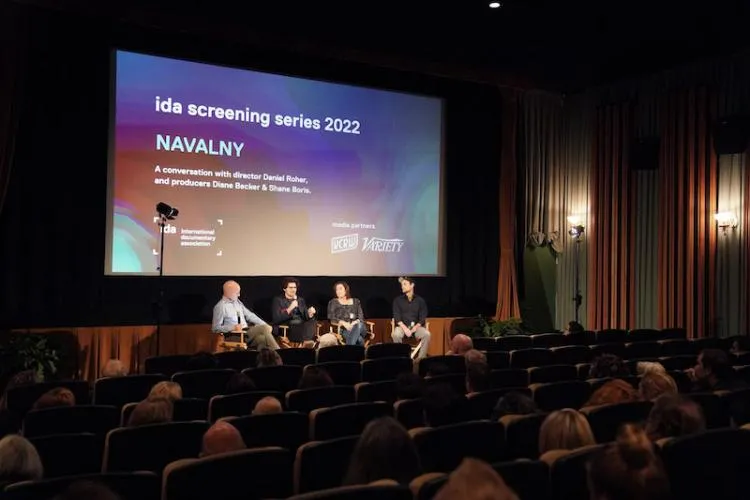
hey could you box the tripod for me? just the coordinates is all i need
[572,237,583,323]
[154,215,168,356]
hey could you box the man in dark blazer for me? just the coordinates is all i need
[271,277,317,344]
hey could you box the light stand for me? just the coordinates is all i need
[154,202,178,356]
[569,224,585,324]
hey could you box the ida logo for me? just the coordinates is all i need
[331,234,359,254]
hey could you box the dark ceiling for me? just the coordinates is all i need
[13,0,750,92]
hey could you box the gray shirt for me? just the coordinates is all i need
[212,297,267,334]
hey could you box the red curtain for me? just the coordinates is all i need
[587,103,637,329]
[0,3,28,216]
[496,90,521,319]
[657,88,718,338]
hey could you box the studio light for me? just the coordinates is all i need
[156,202,179,220]
[489,2,502,8]
[714,211,738,232]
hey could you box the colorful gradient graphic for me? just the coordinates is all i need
[105,50,445,276]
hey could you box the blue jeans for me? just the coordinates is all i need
[342,322,366,346]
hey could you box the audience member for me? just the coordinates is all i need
[465,360,491,394]
[344,417,422,486]
[0,370,39,411]
[395,372,424,401]
[464,349,487,365]
[101,359,127,378]
[0,435,43,485]
[201,421,246,457]
[636,361,666,376]
[491,391,538,420]
[585,379,640,407]
[539,409,595,454]
[434,458,519,500]
[32,387,76,411]
[53,480,121,500]
[688,349,745,391]
[589,354,629,379]
[298,366,333,389]
[644,394,705,441]
[587,424,671,500]
[639,372,678,401]
[423,384,467,426]
[148,381,182,402]
[317,333,340,348]
[224,373,256,394]
[256,348,282,368]
[253,396,282,415]
[564,321,585,334]
[127,398,173,427]
[448,334,473,356]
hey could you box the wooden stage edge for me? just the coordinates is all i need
[11,318,460,382]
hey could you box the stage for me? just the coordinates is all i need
[11,318,462,381]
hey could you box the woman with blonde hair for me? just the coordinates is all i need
[639,372,678,401]
[539,408,596,454]
[587,423,670,499]
[0,435,43,485]
[148,381,182,402]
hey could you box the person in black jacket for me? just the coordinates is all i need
[271,277,317,345]
[391,276,431,359]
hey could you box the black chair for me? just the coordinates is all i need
[144,355,192,376]
[2,472,160,500]
[243,365,303,393]
[94,375,168,408]
[208,391,284,421]
[5,380,90,418]
[29,433,102,478]
[366,343,412,359]
[171,369,236,399]
[23,405,119,438]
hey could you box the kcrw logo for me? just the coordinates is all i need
[331,234,359,254]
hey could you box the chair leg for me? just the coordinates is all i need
[411,340,424,360]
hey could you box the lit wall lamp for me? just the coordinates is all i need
[567,215,585,239]
[714,211,738,234]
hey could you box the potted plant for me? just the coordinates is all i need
[0,333,59,382]
[474,315,524,338]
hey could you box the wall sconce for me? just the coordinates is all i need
[714,211,738,233]
[567,215,585,239]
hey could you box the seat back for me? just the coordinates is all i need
[28,433,102,478]
[23,405,119,438]
[286,386,356,413]
[412,421,506,472]
[295,436,359,494]
[244,365,303,393]
[227,412,309,452]
[310,402,392,440]
[94,374,168,408]
[208,391,284,421]
[171,369,236,399]
[2,472,160,500]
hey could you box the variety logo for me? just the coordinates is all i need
[331,233,359,254]
[361,237,405,253]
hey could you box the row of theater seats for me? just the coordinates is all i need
[7,419,750,499]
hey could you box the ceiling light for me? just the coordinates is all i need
[489,2,502,8]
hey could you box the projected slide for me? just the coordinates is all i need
[105,50,445,276]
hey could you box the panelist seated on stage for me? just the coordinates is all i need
[271,277,317,344]
[327,281,367,346]
[391,276,431,359]
[211,280,279,350]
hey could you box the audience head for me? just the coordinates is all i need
[464,349,487,365]
[395,372,424,400]
[256,348,282,368]
[148,381,182,402]
[127,398,173,427]
[450,334,473,356]
[0,370,40,411]
[566,321,585,334]
[645,394,705,441]
[201,421,246,457]
[587,424,670,500]
[466,360,491,394]
[298,366,333,389]
[32,387,76,411]
[636,361,666,376]
[639,372,678,401]
[0,435,43,482]
[423,384,467,426]
[344,417,422,486]
[695,348,733,386]
[224,373,256,394]
[101,359,127,378]
[53,481,121,500]
[186,351,218,371]
[492,391,538,420]
[333,281,351,299]
[222,280,240,300]
[434,458,519,500]
[589,354,629,379]
[586,379,640,407]
[539,408,596,454]
[253,396,282,415]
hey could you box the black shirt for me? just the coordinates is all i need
[393,294,428,326]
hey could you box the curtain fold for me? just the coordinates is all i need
[496,90,521,319]
[0,3,28,216]
[587,103,637,329]
[657,88,718,338]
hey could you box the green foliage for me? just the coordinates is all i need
[474,315,524,338]
[0,334,59,381]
